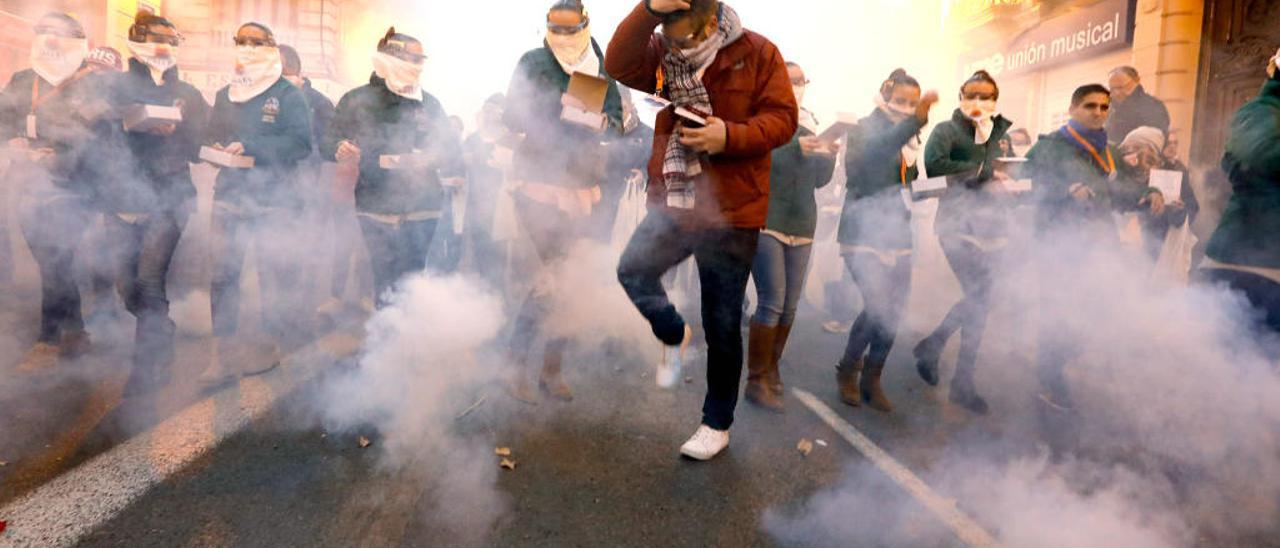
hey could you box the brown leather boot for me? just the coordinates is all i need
[835,359,862,407]
[539,348,573,402]
[860,359,893,413]
[770,323,793,397]
[59,330,92,359]
[744,322,783,411]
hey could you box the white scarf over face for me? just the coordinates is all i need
[371,51,424,100]
[229,45,282,103]
[547,28,599,76]
[128,41,179,85]
[959,99,998,144]
[31,34,88,86]
[874,94,921,166]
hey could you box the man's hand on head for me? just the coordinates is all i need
[648,0,692,15]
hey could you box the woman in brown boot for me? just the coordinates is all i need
[745,61,836,412]
[833,69,938,412]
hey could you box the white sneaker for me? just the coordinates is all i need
[680,424,730,461]
[657,325,693,388]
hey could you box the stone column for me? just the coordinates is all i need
[1130,0,1205,160]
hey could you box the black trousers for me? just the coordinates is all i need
[922,237,1000,384]
[617,210,758,430]
[19,192,92,343]
[358,215,438,308]
[108,205,190,393]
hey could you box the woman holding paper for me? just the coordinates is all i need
[912,70,1012,415]
[322,28,462,309]
[743,62,836,412]
[102,11,210,396]
[833,69,937,412]
[501,0,622,404]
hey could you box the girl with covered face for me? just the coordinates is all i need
[322,28,463,309]
[501,0,623,404]
[912,70,1014,415]
[101,11,211,396]
[833,68,938,413]
[2,13,101,371]
[198,22,314,389]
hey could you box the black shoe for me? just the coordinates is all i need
[913,338,941,386]
[949,381,989,415]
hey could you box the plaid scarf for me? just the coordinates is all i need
[660,3,743,209]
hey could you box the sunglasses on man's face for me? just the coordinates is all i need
[34,25,85,39]
[233,36,275,47]
[546,18,589,36]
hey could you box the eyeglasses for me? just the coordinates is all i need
[962,92,996,101]
[34,25,86,39]
[145,33,183,46]
[790,78,810,87]
[546,17,589,36]
[381,41,427,64]
[233,36,276,47]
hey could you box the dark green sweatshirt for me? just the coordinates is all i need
[1026,130,1153,235]
[837,108,924,249]
[1206,75,1280,269]
[764,126,836,238]
[205,78,313,209]
[924,109,1012,240]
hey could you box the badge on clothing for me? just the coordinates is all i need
[262,97,280,124]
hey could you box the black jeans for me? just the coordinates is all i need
[509,194,585,367]
[617,210,759,430]
[211,203,306,339]
[19,191,92,343]
[358,214,437,308]
[922,237,1000,384]
[840,252,913,367]
[108,205,190,391]
[1200,268,1280,339]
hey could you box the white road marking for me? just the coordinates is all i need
[792,388,1002,548]
[0,330,363,548]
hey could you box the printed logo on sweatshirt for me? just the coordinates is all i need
[262,96,280,124]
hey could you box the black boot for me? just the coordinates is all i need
[949,374,989,415]
[913,336,942,387]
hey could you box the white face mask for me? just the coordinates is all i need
[547,29,591,74]
[792,85,806,106]
[371,51,424,100]
[31,33,88,85]
[128,41,178,75]
[959,99,997,121]
[229,44,282,103]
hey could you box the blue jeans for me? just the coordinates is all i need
[617,209,759,430]
[840,252,912,367]
[751,233,813,327]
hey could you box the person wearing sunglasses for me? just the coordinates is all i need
[911,70,1014,416]
[1025,84,1165,411]
[607,0,797,461]
[500,0,623,405]
[832,69,938,414]
[742,61,835,413]
[1,12,103,371]
[322,27,462,315]
[198,22,313,389]
[89,10,210,396]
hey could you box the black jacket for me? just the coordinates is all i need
[299,78,335,162]
[504,39,622,188]
[323,74,463,215]
[1105,85,1170,145]
[0,67,108,194]
[838,108,925,249]
[100,59,210,213]
[924,109,1014,239]
[205,78,313,209]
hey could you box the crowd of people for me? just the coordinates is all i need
[1,0,1276,462]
